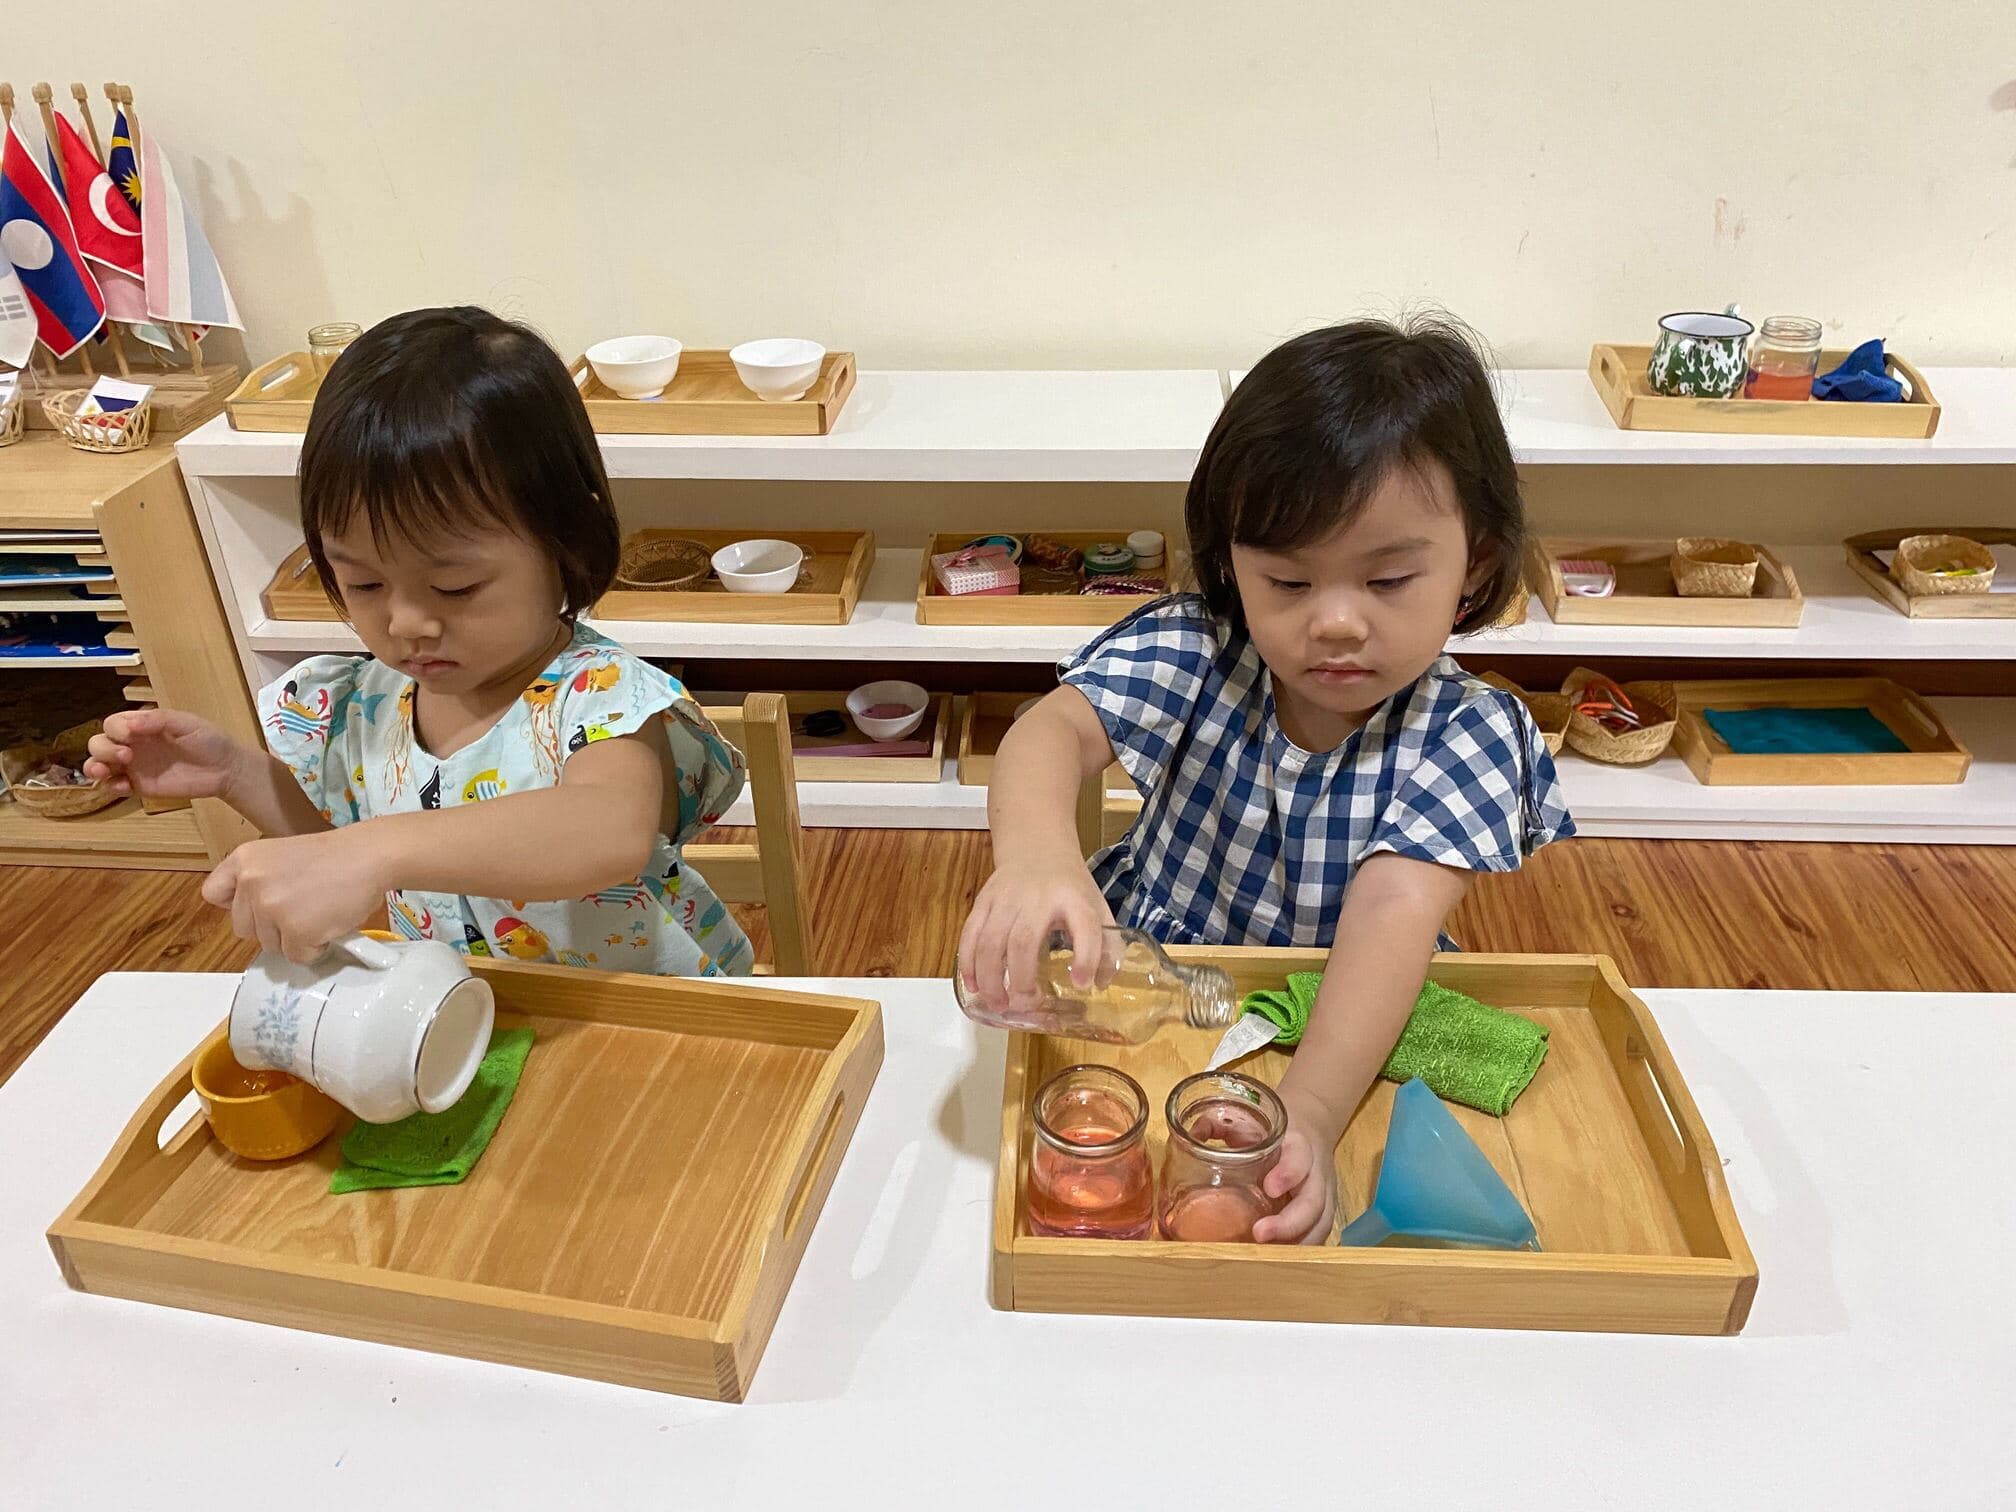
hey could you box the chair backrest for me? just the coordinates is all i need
[1075,774,1143,860]
[689,693,813,974]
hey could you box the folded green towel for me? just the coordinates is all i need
[330,1027,534,1194]
[1238,975,1548,1116]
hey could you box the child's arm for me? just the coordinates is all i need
[85,708,330,838]
[201,726,665,963]
[957,686,1118,1013]
[1253,852,1471,1245]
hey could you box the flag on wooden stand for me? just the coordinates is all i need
[0,245,36,366]
[0,107,105,358]
[139,130,240,332]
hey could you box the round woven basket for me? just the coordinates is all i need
[42,390,153,454]
[0,393,23,448]
[2,719,122,818]
[1893,533,1996,597]
[1671,537,1760,598]
[615,536,713,591]
[1561,667,1678,766]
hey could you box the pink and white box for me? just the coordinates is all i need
[932,544,1021,596]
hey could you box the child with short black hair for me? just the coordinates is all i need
[958,315,1572,1242]
[89,306,752,976]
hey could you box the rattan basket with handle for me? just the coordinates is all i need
[0,391,23,448]
[1671,537,1760,598]
[1561,667,1678,766]
[1893,534,1996,597]
[1,719,122,818]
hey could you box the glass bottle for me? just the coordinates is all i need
[1025,1064,1155,1239]
[1743,316,1823,401]
[1158,1071,1287,1242]
[308,322,363,375]
[955,925,1238,1043]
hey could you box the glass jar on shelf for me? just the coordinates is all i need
[1744,316,1823,401]
[1025,1064,1155,1240]
[1157,1071,1287,1242]
[308,322,363,376]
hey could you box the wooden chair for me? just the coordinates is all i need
[688,693,814,975]
[1075,774,1142,859]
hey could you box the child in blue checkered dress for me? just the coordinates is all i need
[958,317,1573,1243]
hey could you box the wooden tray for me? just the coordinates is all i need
[1526,538,1805,627]
[226,352,324,432]
[1842,526,2016,621]
[992,950,1757,1336]
[566,350,856,437]
[955,691,1131,790]
[1587,343,1941,438]
[50,959,883,1401]
[599,530,873,626]
[1669,677,1971,787]
[696,689,950,782]
[24,364,237,434]
[917,532,1178,627]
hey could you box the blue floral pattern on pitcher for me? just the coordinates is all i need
[252,986,311,1073]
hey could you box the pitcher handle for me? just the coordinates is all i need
[329,932,402,971]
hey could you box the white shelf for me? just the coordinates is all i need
[175,370,1228,483]
[725,698,2016,842]
[0,653,143,669]
[239,543,2013,664]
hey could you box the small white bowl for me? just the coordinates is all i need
[711,539,804,594]
[846,680,929,742]
[586,336,683,399]
[729,338,826,403]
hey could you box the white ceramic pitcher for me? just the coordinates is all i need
[229,934,495,1125]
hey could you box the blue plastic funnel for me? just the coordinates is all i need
[1337,1078,1539,1250]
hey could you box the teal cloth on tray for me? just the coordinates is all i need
[1239,974,1549,1116]
[330,1027,534,1194]
[1702,706,1907,755]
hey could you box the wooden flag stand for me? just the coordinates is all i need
[0,77,239,432]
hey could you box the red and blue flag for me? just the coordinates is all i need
[0,109,104,358]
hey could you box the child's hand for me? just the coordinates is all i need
[85,708,249,801]
[1254,1092,1342,1244]
[957,858,1116,1018]
[203,828,388,964]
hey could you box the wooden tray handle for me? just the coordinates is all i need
[87,1043,214,1200]
[1595,346,1626,390]
[1603,966,1716,1184]
[1888,685,1954,747]
[778,1087,850,1248]
[243,352,303,396]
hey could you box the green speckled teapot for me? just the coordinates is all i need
[1648,311,1755,398]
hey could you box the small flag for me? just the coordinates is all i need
[0,244,36,367]
[0,109,105,358]
[106,106,141,212]
[55,115,143,278]
[139,131,240,331]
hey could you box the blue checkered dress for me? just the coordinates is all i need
[1060,596,1574,949]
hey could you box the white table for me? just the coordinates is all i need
[3,975,2011,1509]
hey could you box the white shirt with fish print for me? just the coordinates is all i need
[259,622,754,977]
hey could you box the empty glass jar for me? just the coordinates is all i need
[1158,1071,1287,1242]
[1026,1064,1155,1240]
[308,322,363,375]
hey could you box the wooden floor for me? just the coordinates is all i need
[4,832,2013,1086]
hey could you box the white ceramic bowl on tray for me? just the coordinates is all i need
[585,336,684,399]
[846,681,929,742]
[729,339,826,402]
[711,539,805,594]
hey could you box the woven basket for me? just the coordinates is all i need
[1484,577,1531,629]
[0,392,23,448]
[615,536,712,591]
[1893,534,1996,597]
[1671,537,1760,598]
[1479,672,1567,755]
[41,390,154,454]
[1560,667,1678,766]
[1,719,122,818]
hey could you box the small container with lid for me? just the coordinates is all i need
[1025,1064,1156,1240]
[1126,530,1166,570]
[1083,542,1137,576]
[1157,1070,1287,1242]
[1743,316,1823,402]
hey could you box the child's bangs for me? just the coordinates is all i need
[1219,433,1422,559]
[308,412,521,560]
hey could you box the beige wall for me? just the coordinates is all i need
[12,3,2016,371]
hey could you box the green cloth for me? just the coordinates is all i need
[1702,706,1907,755]
[330,1027,535,1194]
[1239,975,1549,1116]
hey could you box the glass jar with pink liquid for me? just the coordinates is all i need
[1026,1064,1155,1240]
[1158,1071,1286,1242]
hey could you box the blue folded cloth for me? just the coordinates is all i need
[1814,339,1902,403]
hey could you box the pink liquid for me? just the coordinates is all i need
[1027,1118,1155,1240]
[1179,1096,1273,1150]
[1160,1184,1279,1242]
[1744,368,1813,401]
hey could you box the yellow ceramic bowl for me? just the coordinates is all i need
[192,1032,343,1161]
